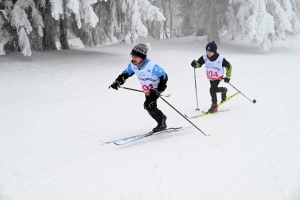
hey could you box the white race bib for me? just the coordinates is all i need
[203,54,224,80]
[130,61,159,95]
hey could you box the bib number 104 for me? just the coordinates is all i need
[206,71,219,78]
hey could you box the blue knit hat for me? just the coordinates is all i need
[206,41,217,53]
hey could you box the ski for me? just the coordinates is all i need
[100,133,147,145]
[100,127,182,145]
[217,92,240,107]
[185,92,240,119]
[185,109,229,118]
[113,127,182,145]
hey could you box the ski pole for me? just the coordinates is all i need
[159,96,210,136]
[117,86,171,98]
[226,82,256,104]
[194,68,200,111]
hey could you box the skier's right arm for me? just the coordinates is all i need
[191,56,205,68]
[110,64,134,90]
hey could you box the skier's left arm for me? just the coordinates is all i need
[152,64,168,93]
[223,58,232,82]
[110,64,134,90]
[191,56,205,68]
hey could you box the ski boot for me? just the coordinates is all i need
[208,103,218,113]
[152,115,167,133]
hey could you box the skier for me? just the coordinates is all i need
[109,43,168,133]
[191,41,232,113]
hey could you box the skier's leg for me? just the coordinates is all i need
[144,94,167,132]
[208,80,220,113]
[217,87,228,102]
[209,80,220,103]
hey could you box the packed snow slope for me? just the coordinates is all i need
[0,35,300,200]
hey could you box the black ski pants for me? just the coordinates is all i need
[210,80,221,104]
[144,93,165,122]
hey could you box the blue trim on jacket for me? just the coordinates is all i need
[122,59,167,79]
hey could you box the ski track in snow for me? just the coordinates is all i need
[1,35,300,200]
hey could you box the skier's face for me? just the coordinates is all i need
[131,55,143,66]
[206,50,215,58]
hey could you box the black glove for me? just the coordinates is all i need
[191,60,198,68]
[109,81,121,90]
[150,88,161,96]
[224,77,230,83]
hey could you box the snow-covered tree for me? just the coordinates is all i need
[179,0,229,43]
[145,0,181,40]
[48,0,99,49]
[206,0,229,44]
[9,0,44,56]
[267,0,292,40]
[52,0,98,29]
[2,0,299,56]
[179,0,204,36]
[0,4,8,42]
[282,0,300,34]
[90,0,165,46]
[230,0,294,52]
[128,0,165,43]
[90,0,119,46]
[145,0,162,39]
[229,0,300,51]
[42,0,58,50]
[248,0,275,52]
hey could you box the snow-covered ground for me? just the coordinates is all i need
[1,34,300,200]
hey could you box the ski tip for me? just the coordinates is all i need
[100,142,110,145]
[207,134,212,136]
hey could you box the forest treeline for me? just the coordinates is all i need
[0,0,299,56]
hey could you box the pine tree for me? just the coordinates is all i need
[179,0,194,36]
[9,0,44,56]
[283,0,300,34]
[145,0,162,40]
[90,0,165,45]
[50,0,99,49]
[130,0,165,43]
[226,4,240,40]
[267,0,292,40]
[206,0,229,44]
[230,0,297,51]
[42,0,57,50]
[91,0,118,46]
[179,0,229,43]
